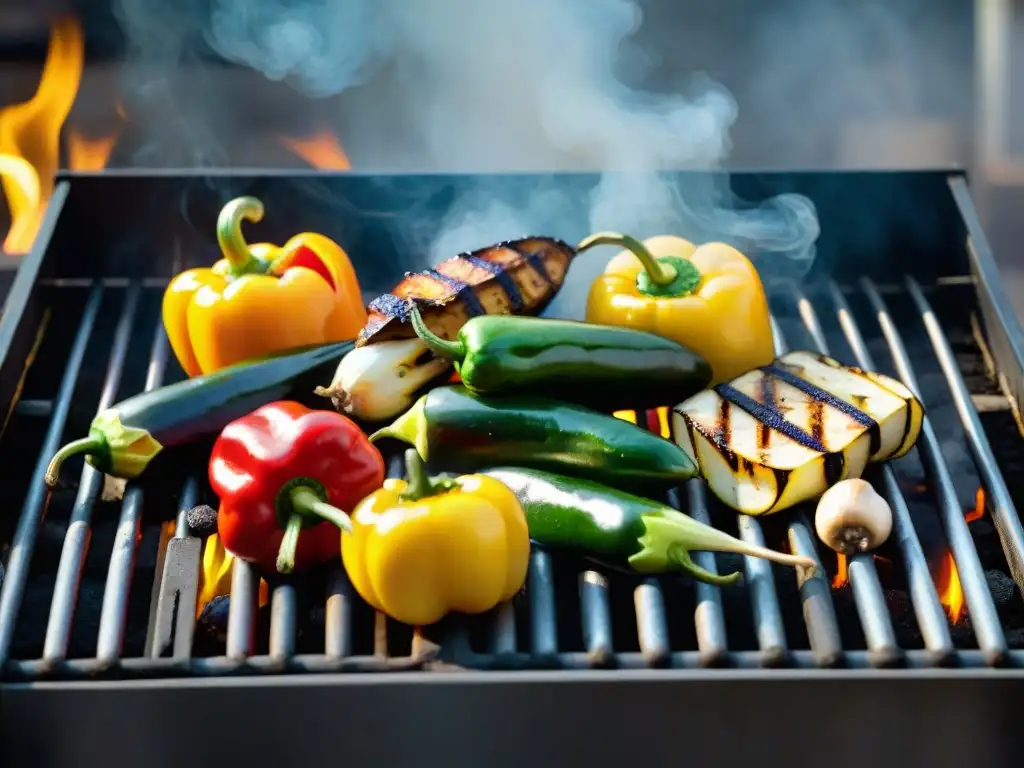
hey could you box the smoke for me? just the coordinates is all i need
[115,0,821,310]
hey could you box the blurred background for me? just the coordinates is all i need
[0,0,1019,285]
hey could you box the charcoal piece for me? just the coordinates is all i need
[1004,628,1024,649]
[985,569,1016,607]
[186,505,218,538]
[883,589,923,649]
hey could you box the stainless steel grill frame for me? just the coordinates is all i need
[3,169,1024,768]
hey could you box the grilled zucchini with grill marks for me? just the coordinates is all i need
[673,351,924,516]
[358,237,576,346]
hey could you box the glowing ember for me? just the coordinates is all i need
[966,486,985,524]
[67,130,118,171]
[0,17,83,254]
[938,552,965,623]
[832,553,849,588]
[280,128,351,170]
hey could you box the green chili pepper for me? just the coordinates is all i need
[369,385,696,489]
[408,304,711,411]
[481,467,817,585]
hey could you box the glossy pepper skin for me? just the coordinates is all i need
[579,233,774,385]
[370,385,697,490]
[209,401,385,574]
[343,449,529,626]
[407,303,711,412]
[163,196,366,377]
[481,467,815,585]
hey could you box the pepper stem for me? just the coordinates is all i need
[628,510,817,585]
[576,232,703,298]
[408,302,465,360]
[45,437,104,487]
[276,485,352,574]
[399,448,456,503]
[577,232,677,286]
[217,196,266,276]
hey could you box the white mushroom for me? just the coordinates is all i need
[814,479,893,555]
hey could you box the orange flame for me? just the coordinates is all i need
[280,128,351,170]
[832,554,849,588]
[937,487,986,623]
[67,130,118,171]
[0,17,84,254]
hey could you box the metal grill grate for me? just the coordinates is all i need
[1,271,1022,679]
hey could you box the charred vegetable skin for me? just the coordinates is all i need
[45,341,354,486]
[163,196,366,376]
[483,467,816,584]
[371,385,697,489]
[210,401,385,574]
[358,237,575,346]
[343,450,530,626]
[408,305,711,410]
[674,351,924,516]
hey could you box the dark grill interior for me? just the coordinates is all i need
[1,170,1023,682]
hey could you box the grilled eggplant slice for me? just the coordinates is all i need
[673,351,924,516]
[357,237,576,346]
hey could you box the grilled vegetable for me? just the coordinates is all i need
[578,233,774,385]
[370,385,697,489]
[210,401,385,574]
[483,467,816,584]
[358,237,575,347]
[343,450,530,626]
[673,351,924,516]
[163,196,365,376]
[815,479,893,554]
[314,338,451,422]
[407,304,711,410]
[44,341,354,487]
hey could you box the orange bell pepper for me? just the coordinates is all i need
[162,196,366,377]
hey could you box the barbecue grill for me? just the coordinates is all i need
[2,168,1024,767]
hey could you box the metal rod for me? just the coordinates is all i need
[42,284,141,663]
[856,278,1006,663]
[579,570,612,665]
[736,515,788,665]
[790,290,902,664]
[527,549,558,657]
[268,584,298,663]
[225,560,258,660]
[770,314,844,667]
[904,276,1024,596]
[96,320,170,663]
[677,481,728,666]
[490,602,517,655]
[634,578,669,666]
[0,283,104,666]
[324,564,353,658]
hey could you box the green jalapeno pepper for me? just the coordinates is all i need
[369,385,697,489]
[408,304,711,411]
[481,467,817,585]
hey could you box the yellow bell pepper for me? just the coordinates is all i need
[341,449,530,626]
[162,196,367,377]
[579,232,774,385]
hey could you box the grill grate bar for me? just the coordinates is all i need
[579,570,612,664]
[527,549,557,656]
[96,321,170,663]
[770,315,844,667]
[736,516,788,663]
[854,279,1007,664]
[904,276,1024,597]
[225,560,258,659]
[785,294,901,664]
[324,565,353,658]
[0,283,104,667]
[42,283,141,663]
[806,287,955,659]
[677,481,729,665]
[634,578,670,665]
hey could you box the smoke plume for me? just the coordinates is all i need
[115,0,821,313]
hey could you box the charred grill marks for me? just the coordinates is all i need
[714,383,828,454]
[461,254,525,312]
[425,269,485,317]
[367,292,412,321]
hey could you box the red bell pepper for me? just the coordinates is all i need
[209,401,385,574]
